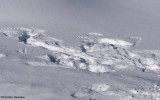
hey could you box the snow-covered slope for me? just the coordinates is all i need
[0,0,160,100]
[1,0,160,49]
[1,28,160,73]
[0,28,160,100]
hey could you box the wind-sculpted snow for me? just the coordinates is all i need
[98,38,132,48]
[0,28,160,73]
[1,28,160,100]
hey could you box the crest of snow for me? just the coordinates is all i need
[98,38,132,47]
[130,89,138,94]
[0,53,5,58]
[27,37,64,52]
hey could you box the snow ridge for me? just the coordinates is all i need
[0,28,160,73]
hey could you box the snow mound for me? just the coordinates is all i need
[72,84,110,98]
[90,84,110,93]
[0,53,6,58]
[1,28,160,73]
[98,38,133,48]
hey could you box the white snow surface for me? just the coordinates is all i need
[1,28,160,73]
[0,53,5,58]
[1,0,160,100]
[0,27,160,100]
[98,38,133,48]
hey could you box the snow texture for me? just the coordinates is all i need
[1,0,160,100]
[0,53,6,58]
[1,28,160,74]
[1,27,160,100]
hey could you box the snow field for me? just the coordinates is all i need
[1,28,160,73]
